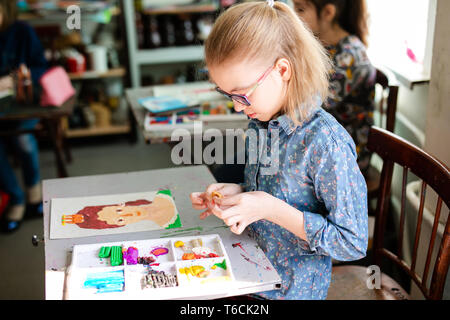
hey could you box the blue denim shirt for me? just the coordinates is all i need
[243,106,368,300]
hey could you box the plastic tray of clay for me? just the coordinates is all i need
[171,234,226,262]
[175,257,234,287]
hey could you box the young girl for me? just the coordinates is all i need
[294,0,376,177]
[190,1,368,300]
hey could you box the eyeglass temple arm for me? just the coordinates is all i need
[245,66,273,97]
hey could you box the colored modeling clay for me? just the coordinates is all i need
[191,238,203,247]
[144,270,178,289]
[174,241,184,248]
[211,191,223,199]
[179,267,192,276]
[98,246,111,258]
[179,266,207,278]
[182,253,196,260]
[192,246,218,257]
[110,246,123,266]
[191,265,205,276]
[83,270,124,293]
[151,247,169,257]
[123,247,139,265]
[137,256,156,265]
[211,259,227,270]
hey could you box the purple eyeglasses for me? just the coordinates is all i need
[215,65,274,107]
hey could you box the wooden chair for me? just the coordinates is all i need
[327,127,450,300]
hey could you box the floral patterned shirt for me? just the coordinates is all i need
[325,35,376,176]
[243,106,368,300]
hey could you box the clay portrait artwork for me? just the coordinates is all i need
[50,190,182,239]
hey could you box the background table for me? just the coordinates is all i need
[43,165,281,299]
[0,95,75,177]
[125,83,250,144]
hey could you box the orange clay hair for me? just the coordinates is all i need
[204,1,331,124]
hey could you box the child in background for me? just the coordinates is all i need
[190,1,368,300]
[294,0,376,177]
[0,0,48,232]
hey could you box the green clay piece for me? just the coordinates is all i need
[213,259,227,270]
[110,246,123,266]
[99,246,112,258]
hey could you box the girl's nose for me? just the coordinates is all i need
[233,102,246,113]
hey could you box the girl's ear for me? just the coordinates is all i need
[320,3,337,23]
[275,58,292,82]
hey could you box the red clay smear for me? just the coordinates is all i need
[232,242,248,254]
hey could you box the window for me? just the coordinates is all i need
[366,0,435,82]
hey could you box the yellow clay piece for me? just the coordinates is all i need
[174,241,184,248]
[191,265,205,276]
[211,191,223,199]
[179,266,207,278]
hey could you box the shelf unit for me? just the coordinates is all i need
[68,67,126,81]
[21,0,134,140]
[64,123,131,138]
[122,0,215,87]
[64,67,131,139]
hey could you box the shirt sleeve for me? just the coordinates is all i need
[302,138,368,261]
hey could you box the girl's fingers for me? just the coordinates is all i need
[214,193,242,207]
[199,210,213,220]
[190,192,204,203]
[210,203,240,220]
[223,214,242,227]
[205,184,224,195]
[190,192,209,209]
[230,222,246,235]
[193,203,207,210]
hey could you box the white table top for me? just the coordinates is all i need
[42,165,281,299]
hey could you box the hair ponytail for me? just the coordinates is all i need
[309,0,370,47]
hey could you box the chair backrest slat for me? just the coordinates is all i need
[411,181,427,273]
[422,197,443,286]
[429,215,450,300]
[397,166,408,260]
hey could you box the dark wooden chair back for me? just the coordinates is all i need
[367,126,450,300]
[375,68,399,132]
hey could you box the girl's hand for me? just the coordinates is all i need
[211,191,277,235]
[190,183,244,220]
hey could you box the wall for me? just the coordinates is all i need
[424,0,450,165]
[421,0,450,300]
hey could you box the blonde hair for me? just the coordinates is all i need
[205,1,331,123]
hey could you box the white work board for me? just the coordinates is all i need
[43,166,281,300]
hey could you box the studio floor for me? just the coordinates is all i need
[0,133,177,299]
